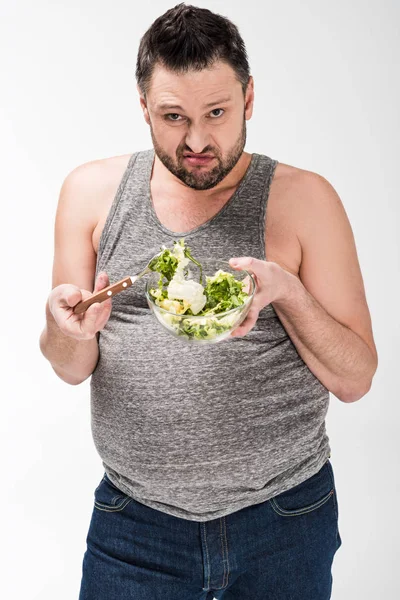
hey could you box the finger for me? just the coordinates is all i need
[230,318,255,338]
[248,294,267,314]
[94,271,110,292]
[242,275,251,294]
[79,302,103,336]
[89,294,113,328]
[229,256,266,274]
[92,292,112,317]
[96,298,113,329]
[230,308,259,338]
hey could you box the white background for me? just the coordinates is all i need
[1,0,399,598]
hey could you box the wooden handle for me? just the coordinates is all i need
[73,276,132,314]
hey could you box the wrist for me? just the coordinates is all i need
[272,265,300,305]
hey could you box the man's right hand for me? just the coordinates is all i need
[48,271,112,340]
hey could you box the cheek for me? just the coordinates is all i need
[155,120,184,141]
[217,118,243,143]
[151,125,185,157]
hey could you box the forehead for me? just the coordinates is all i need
[148,61,241,109]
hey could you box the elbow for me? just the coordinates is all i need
[51,364,87,386]
[336,379,373,403]
[63,376,86,386]
[335,354,378,403]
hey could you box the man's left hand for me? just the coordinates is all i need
[228,257,294,338]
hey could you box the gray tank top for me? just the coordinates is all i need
[91,148,331,521]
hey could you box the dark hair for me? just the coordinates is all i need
[135,3,250,97]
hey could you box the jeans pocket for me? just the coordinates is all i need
[269,459,334,517]
[94,473,133,512]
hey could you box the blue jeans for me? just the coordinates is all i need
[79,458,342,599]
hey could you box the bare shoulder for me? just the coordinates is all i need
[93,153,134,253]
[266,160,344,276]
[64,153,134,254]
[272,160,333,198]
[265,161,317,276]
[274,160,342,207]
[275,162,350,241]
[52,153,133,291]
[66,152,133,206]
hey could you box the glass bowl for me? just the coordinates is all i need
[145,259,256,344]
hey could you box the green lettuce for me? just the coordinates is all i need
[202,270,248,314]
[148,239,249,340]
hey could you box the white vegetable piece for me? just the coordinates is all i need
[167,240,207,314]
[167,279,206,314]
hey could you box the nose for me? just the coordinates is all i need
[184,126,211,155]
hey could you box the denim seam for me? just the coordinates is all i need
[222,517,230,588]
[211,517,230,590]
[110,493,127,504]
[202,522,211,591]
[325,461,340,546]
[269,489,334,516]
[94,497,132,512]
[95,474,131,508]
[325,462,338,519]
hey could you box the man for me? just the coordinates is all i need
[39,3,378,599]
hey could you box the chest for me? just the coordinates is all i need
[150,188,234,234]
[92,163,302,278]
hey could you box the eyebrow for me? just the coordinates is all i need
[157,97,233,111]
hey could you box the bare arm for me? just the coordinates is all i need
[39,162,111,385]
[40,301,99,385]
[230,171,378,402]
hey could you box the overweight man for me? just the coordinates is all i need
[40,3,378,599]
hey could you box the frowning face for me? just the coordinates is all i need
[138,60,254,190]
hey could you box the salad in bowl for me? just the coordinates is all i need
[145,239,256,343]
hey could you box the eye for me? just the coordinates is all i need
[166,113,183,121]
[209,108,225,118]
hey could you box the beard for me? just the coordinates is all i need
[150,117,247,191]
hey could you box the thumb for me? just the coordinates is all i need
[93,271,110,293]
[229,256,265,274]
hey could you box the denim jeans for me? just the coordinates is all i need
[79,458,342,599]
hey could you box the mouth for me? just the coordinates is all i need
[183,154,215,166]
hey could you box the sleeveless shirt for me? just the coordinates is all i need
[90,148,331,522]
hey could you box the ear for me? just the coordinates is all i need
[137,85,151,125]
[244,76,254,120]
